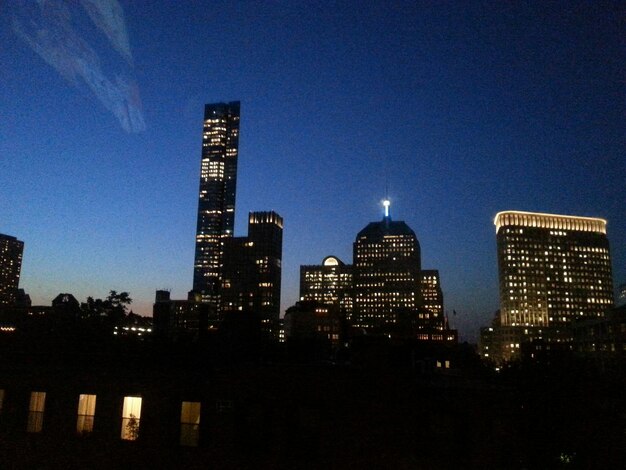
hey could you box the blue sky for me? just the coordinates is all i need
[1,1,624,341]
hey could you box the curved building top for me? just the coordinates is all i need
[494,210,607,234]
[322,255,344,266]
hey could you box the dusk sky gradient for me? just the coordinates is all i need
[1,1,624,341]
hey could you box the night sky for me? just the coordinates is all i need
[1,1,624,341]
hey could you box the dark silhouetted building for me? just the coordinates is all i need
[0,233,24,306]
[352,204,421,331]
[193,102,240,306]
[300,256,353,318]
[572,304,626,358]
[284,300,343,347]
[153,290,215,339]
[484,210,614,363]
[221,211,283,327]
[51,293,81,317]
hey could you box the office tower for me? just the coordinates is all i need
[352,202,421,331]
[221,211,283,324]
[193,102,240,305]
[496,211,613,325]
[488,210,614,362]
[0,233,24,306]
[300,256,353,318]
[421,270,444,324]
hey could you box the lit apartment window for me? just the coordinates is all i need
[77,394,97,435]
[27,391,46,432]
[121,396,142,440]
[180,401,201,446]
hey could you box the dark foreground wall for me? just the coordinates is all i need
[0,335,625,469]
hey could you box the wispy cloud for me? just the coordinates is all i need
[13,0,145,133]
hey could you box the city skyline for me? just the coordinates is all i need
[1,2,624,341]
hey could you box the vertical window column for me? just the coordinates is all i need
[121,396,142,440]
[180,401,201,446]
[77,394,97,434]
[27,391,46,432]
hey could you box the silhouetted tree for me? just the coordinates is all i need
[82,291,133,325]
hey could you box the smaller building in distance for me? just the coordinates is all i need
[284,300,344,347]
[572,304,626,359]
[300,256,353,318]
[0,233,24,306]
[421,270,444,326]
[221,211,283,328]
[153,290,215,339]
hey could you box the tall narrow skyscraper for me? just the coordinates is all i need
[193,102,240,305]
[0,233,24,306]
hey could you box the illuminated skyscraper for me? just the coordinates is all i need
[496,211,613,326]
[193,102,240,305]
[300,256,353,317]
[0,233,24,306]
[352,202,421,331]
[484,210,614,363]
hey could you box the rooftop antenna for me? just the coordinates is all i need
[382,180,391,219]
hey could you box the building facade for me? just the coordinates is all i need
[0,234,24,306]
[284,300,343,347]
[220,211,283,325]
[421,270,444,325]
[352,209,422,331]
[486,210,614,363]
[193,102,240,306]
[153,290,216,339]
[300,256,353,318]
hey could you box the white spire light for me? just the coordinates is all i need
[382,199,391,218]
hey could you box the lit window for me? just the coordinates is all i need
[121,396,142,440]
[27,391,46,433]
[77,394,97,435]
[180,401,201,446]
